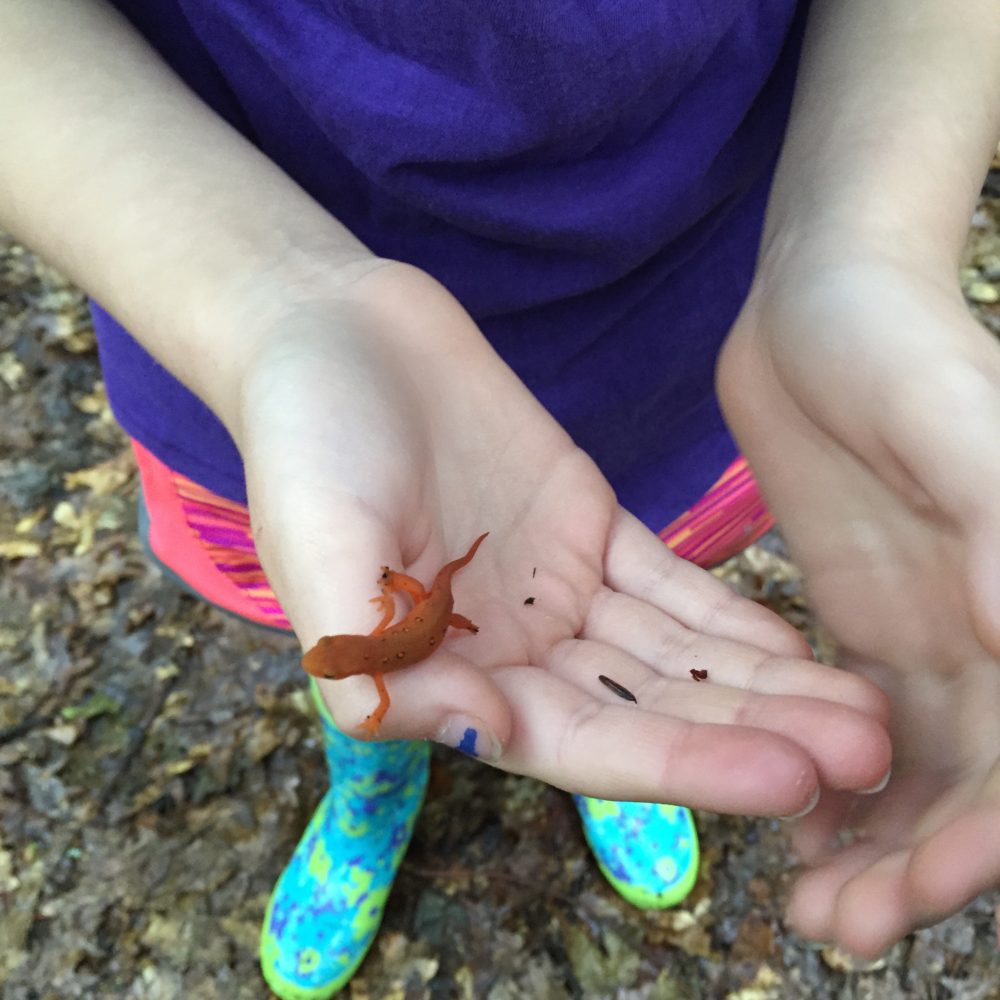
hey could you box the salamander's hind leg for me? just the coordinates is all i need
[448,613,479,633]
[358,672,390,738]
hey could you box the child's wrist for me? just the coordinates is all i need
[745,212,965,338]
[199,247,399,436]
[760,209,954,290]
[217,257,470,451]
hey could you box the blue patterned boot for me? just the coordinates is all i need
[574,796,699,908]
[260,680,430,998]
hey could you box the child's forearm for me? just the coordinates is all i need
[0,0,377,429]
[761,0,1000,273]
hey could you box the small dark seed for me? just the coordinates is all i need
[690,668,708,681]
[524,596,535,606]
[598,674,637,703]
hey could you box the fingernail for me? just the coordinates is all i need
[779,786,821,821]
[435,715,502,763]
[859,766,891,795]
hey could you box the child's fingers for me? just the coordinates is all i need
[580,589,890,721]
[326,645,888,807]
[326,655,824,816]
[795,847,918,959]
[491,666,821,815]
[787,777,1000,958]
[906,777,1000,922]
[604,508,812,659]
[541,638,891,794]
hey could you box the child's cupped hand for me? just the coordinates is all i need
[229,261,890,815]
[719,249,1000,955]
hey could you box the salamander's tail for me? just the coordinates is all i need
[433,531,488,587]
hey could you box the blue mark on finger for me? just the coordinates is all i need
[455,728,479,758]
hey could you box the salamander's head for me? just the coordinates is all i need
[301,633,372,680]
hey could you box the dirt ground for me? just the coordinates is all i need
[2,161,1000,999]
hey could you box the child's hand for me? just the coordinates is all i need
[719,251,1000,955]
[235,262,890,815]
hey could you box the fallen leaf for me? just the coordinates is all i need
[820,944,888,973]
[0,538,42,559]
[0,350,26,389]
[730,913,775,962]
[61,691,121,721]
[63,452,132,496]
[43,723,81,746]
[964,280,1000,304]
[73,381,109,414]
[14,507,47,533]
[154,662,180,682]
[725,965,783,1000]
[562,921,641,993]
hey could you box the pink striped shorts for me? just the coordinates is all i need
[132,439,773,631]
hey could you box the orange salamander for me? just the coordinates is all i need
[302,532,488,736]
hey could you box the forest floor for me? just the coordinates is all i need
[2,158,1000,999]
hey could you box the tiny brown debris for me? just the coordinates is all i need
[598,674,637,703]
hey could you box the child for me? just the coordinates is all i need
[1,1,998,997]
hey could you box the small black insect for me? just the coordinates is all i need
[523,596,535,606]
[690,668,708,682]
[598,674,637,703]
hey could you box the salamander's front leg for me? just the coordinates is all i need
[379,568,428,605]
[369,594,396,634]
[358,671,390,738]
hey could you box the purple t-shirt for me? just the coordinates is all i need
[94,1,806,529]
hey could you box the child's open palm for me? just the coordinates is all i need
[238,263,891,814]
